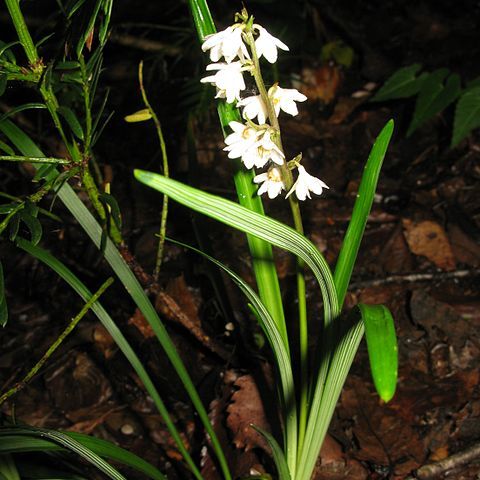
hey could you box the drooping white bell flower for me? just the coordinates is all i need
[201,25,249,63]
[286,165,329,201]
[254,25,289,63]
[223,121,261,159]
[237,94,268,124]
[200,62,247,103]
[268,84,307,117]
[224,123,284,169]
[254,166,285,199]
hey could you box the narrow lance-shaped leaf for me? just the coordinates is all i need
[334,120,394,308]
[358,303,398,402]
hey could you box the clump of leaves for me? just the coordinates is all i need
[371,64,480,146]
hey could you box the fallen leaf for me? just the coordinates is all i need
[402,219,456,270]
[226,374,270,452]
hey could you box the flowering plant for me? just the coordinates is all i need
[135,3,399,480]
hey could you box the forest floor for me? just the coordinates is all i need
[1,0,480,479]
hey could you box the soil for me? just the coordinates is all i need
[1,0,480,479]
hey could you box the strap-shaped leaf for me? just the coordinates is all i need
[251,425,291,480]
[134,170,339,324]
[57,106,85,140]
[0,427,126,480]
[407,70,461,136]
[0,428,165,480]
[452,86,480,147]
[371,64,426,102]
[358,303,398,402]
[334,120,394,308]
[169,238,298,471]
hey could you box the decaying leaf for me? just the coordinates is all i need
[402,219,456,270]
[227,374,270,452]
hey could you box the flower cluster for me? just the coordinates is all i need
[200,16,328,201]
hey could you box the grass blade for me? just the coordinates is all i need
[0,429,165,480]
[0,427,126,480]
[333,120,394,308]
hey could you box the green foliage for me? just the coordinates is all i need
[358,304,398,402]
[0,262,7,327]
[0,427,165,480]
[320,40,354,68]
[372,65,480,146]
[452,86,480,146]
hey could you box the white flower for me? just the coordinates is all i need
[237,94,268,124]
[223,121,261,159]
[254,25,289,63]
[286,165,329,201]
[242,129,284,169]
[254,166,285,199]
[224,123,284,169]
[200,62,247,103]
[201,25,249,63]
[268,85,307,117]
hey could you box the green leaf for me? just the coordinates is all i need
[1,119,211,480]
[251,425,291,480]
[358,304,398,402]
[334,120,394,308]
[451,86,480,147]
[0,141,15,156]
[0,261,7,327]
[57,106,84,140]
[0,103,46,124]
[19,211,42,245]
[466,76,480,90]
[0,74,7,97]
[169,238,297,471]
[134,171,339,325]
[0,429,166,480]
[15,238,199,479]
[371,64,426,102]
[98,192,122,229]
[407,70,461,136]
[0,428,126,480]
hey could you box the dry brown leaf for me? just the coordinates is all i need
[297,65,342,104]
[128,308,155,338]
[226,374,270,452]
[402,219,456,270]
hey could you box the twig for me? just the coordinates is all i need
[138,61,169,282]
[406,442,480,479]
[0,277,114,406]
[350,269,480,290]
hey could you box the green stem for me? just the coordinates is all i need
[245,28,309,457]
[4,0,39,66]
[138,61,169,282]
[0,155,69,164]
[0,277,114,406]
[82,167,123,245]
[79,56,93,153]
